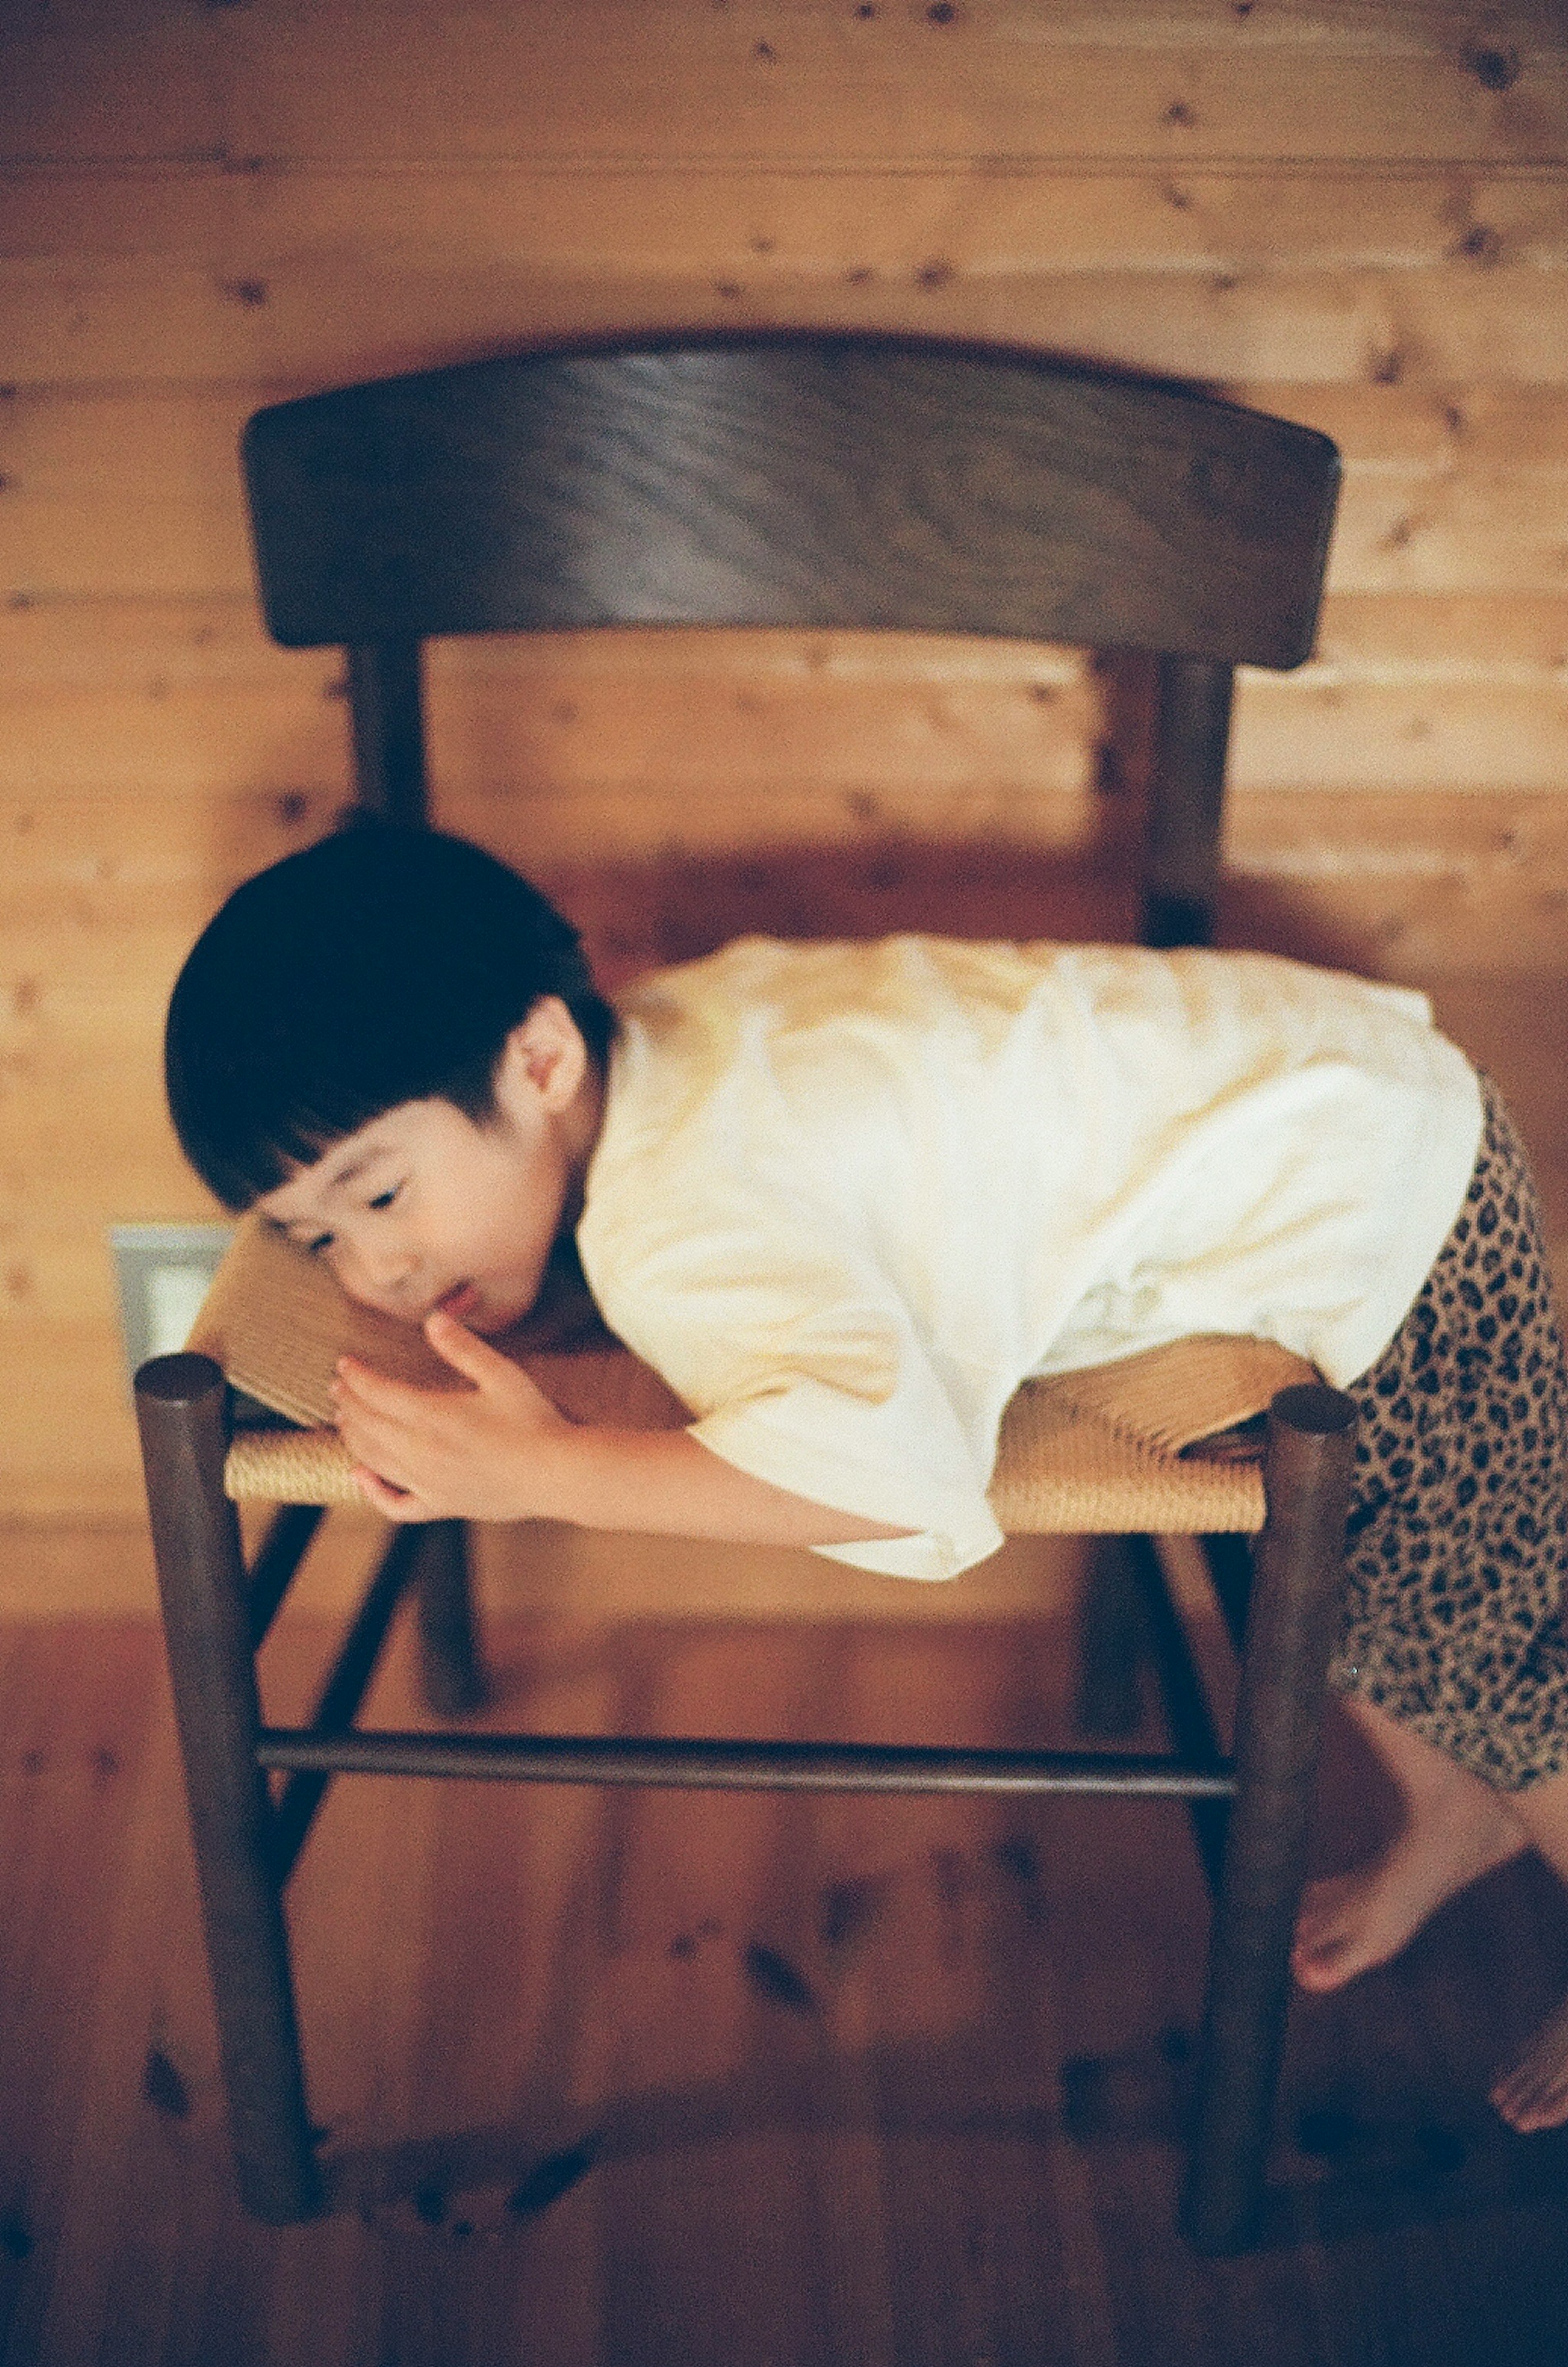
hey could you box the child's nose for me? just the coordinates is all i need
[348,1237,419,1302]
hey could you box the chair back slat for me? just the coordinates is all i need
[244,338,1338,670]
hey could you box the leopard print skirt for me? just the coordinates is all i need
[1330,1077,1568,1792]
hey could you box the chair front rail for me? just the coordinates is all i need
[255,1726,1236,1799]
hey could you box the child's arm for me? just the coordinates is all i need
[331,1308,912,1547]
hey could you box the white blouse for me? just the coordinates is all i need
[577,937,1483,1582]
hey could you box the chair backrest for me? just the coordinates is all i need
[242,334,1339,945]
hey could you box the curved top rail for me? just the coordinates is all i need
[243,334,1338,669]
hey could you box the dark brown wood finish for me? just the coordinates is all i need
[409,1518,490,1717]
[134,1351,1354,2250]
[253,1730,1238,1797]
[1144,655,1238,948]
[133,1354,323,2224]
[130,331,1357,2247]
[344,637,427,823]
[244,340,1339,669]
[1180,1385,1357,2255]
[245,338,1339,949]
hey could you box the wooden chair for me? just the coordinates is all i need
[134,334,1353,2252]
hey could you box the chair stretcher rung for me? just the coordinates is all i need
[247,1502,325,1646]
[256,1727,1236,1796]
[264,1525,425,1882]
[1125,1533,1233,1897]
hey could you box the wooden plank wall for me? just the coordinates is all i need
[2,0,1566,1522]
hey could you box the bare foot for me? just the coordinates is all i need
[1292,1812,1524,1992]
[1292,1691,1530,1993]
[1491,1995,1568,2132]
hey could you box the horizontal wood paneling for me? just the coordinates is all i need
[5,1,1566,169]
[0,631,1092,802]
[6,257,1567,394]
[1233,679,1568,791]
[1234,385,1568,466]
[6,787,1568,953]
[0,1334,147,1522]
[6,786,1565,999]
[9,585,1566,681]
[1,0,1565,1523]
[1225,791,1568,974]
[1309,588,1568,666]
[6,164,1568,276]
[5,611,1564,807]
[6,157,1568,267]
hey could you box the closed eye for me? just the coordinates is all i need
[368,1186,400,1210]
[306,1231,335,1256]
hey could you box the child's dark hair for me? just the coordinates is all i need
[165,822,617,1210]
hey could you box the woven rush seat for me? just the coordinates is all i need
[194,1217,1315,1536]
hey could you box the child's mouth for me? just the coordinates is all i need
[434,1282,481,1324]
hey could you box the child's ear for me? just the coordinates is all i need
[499,997,588,1114]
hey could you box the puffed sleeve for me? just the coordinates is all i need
[578,1189,1005,1582]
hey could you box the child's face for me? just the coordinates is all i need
[256,999,601,1336]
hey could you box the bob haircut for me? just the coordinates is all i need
[165,821,617,1210]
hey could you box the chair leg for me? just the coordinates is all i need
[1074,1536,1148,1740]
[413,1518,488,1716]
[1179,1382,1355,2255]
[135,1354,325,2224]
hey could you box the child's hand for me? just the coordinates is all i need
[330,1309,574,1522]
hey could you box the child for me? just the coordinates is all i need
[165,821,1568,2131]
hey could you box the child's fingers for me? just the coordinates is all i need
[339,1410,412,1488]
[420,1315,571,1433]
[332,1382,420,1479]
[350,1462,429,1520]
[333,1354,453,1418]
[421,1308,518,1386]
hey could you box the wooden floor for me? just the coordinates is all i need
[7,1521,1568,2367]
